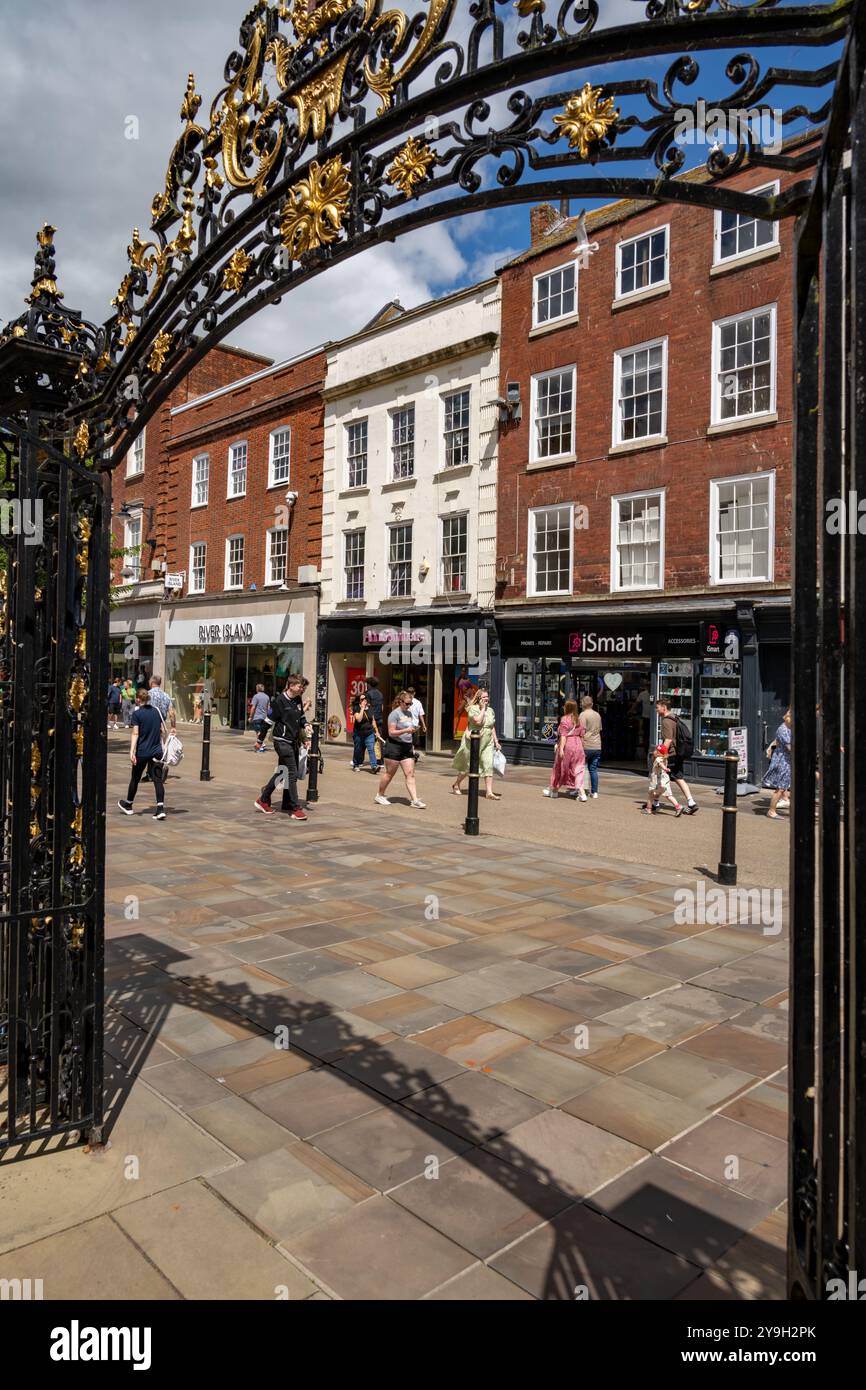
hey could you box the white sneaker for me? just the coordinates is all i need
[543,789,557,798]
[578,790,588,801]
[777,798,790,810]
[374,794,391,806]
[591,792,598,798]
[410,799,426,809]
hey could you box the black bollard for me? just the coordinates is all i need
[200,710,212,781]
[463,727,481,836]
[717,750,739,886]
[307,721,321,804]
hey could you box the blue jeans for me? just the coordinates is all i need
[353,729,378,771]
[584,749,602,794]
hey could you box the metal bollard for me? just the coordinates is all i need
[463,727,481,836]
[717,750,739,885]
[307,721,321,804]
[200,710,212,781]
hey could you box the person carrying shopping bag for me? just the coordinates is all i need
[451,688,502,800]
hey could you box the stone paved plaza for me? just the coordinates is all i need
[0,739,789,1300]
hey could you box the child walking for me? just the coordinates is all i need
[644,744,685,816]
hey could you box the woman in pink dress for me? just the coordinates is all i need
[543,699,587,800]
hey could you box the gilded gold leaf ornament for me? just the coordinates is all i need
[75,628,87,659]
[68,844,85,871]
[171,189,197,258]
[290,50,352,141]
[37,222,56,248]
[31,742,41,777]
[553,83,619,158]
[284,0,354,44]
[73,420,90,459]
[223,248,253,292]
[364,0,452,115]
[387,135,436,197]
[181,72,203,125]
[148,329,173,374]
[515,0,545,12]
[74,725,85,758]
[69,919,86,950]
[204,155,224,191]
[280,156,351,259]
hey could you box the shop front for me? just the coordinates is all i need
[319,613,491,753]
[163,593,316,728]
[495,611,758,783]
[108,592,161,686]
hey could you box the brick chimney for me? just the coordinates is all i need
[530,203,559,246]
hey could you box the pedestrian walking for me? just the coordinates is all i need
[117,688,168,819]
[254,674,308,820]
[350,691,380,772]
[120,677,136,728]
[643,744,685,816]
[107,677,122,731]
[451,688,501,799]
[543,699,586,799]
[764,708,792,818]
[655,698,698,814]
[363,674,384,734]
[249,683,270,749]
[375,689,426,808]
[578,695,603,798]
[144,676,176,783]
[406,686,427,760]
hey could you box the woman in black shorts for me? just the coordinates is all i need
[374,689,425,809]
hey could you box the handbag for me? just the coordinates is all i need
[156,712,184,767]
[297,744,309,779]
[492,748,507,777]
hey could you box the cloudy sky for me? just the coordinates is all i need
[0,0,825,364]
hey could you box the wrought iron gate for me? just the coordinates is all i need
[789,0,866,1300]
[0,240,110,1150]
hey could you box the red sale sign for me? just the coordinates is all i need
[345,668,367,736]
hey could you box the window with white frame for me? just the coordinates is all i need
[616,227,668,299]
[269,428,291,487]
[225,535,244,589]
[443,390,470,468]
[531,367,575,462]
[344,529,365,600]
[711,472,774,583]
[614,339,667,445]
[391,406,415,479]
[192,453,209,507]
[346,419,368,488]
[123,512,141,582]
[611,492,664,591]
[529,504,573,596]
[533,262,577,327]
[388,523,413,597]
[441,514,468,593]
[712,306,776,424]
[189,542,207,594]
[228,441,248,497]
[266,526,288,585]
[126,428,145,477]
[714,183,779,264]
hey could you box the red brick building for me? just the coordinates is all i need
[492,154,805,783]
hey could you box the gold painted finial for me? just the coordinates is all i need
[553,83,619,159]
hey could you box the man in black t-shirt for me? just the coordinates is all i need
[117,689,167,819]
[254,675,308,820]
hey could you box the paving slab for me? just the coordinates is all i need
[561,1075,706,1151]
[663,1115,788,1205]
[425,1265,535,1300]
[0,1215,178,1300]
[312,1105,472,1191]
[208,1144,374,1243]
[185,1094,300,1160]
[400,1069,546,1144]
[482,1109,649,1202]
[332,1037,466,1100]
[247,1068,387,1139]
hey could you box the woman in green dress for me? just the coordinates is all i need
[451,688,502,799]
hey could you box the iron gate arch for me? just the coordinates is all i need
[0,0,858,1300]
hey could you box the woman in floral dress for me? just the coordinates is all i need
[763,708,792,818]
[543,700,586,800]
[452,688,502,799]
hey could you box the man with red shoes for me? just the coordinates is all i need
[254,674,308,821]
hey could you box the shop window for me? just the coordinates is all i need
[391,405,415,479]
[698,660,741,758]
[266,527,288,585]
[533,262,577,327]
[614,340,666,445]
[388,522,412,597]
[269,428,291,487]
[712,306,776,423]
[126,427,145,478]
[616,227,668,300]
[346,419,368,488]
[192,453,209,507]
[530,367,575,462]
[225,535,244,589]
[228,441,248,497]
[528,504,573,596]
[713,183,779,264]
[189,541,206,594]
[443,390,470,468]
[711,471,774,583]
[344,529,365,599]
[441,513,468,593]
[504,657,566,741]
[611,491,664,590]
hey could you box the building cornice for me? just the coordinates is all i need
[169,379,324,452]
[323,333,499,403]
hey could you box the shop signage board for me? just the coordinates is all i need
[363,627,432,647]
[501,627,699,658]
[728,726,748,780]
[701,622,741,659]
[164,612,304,647]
